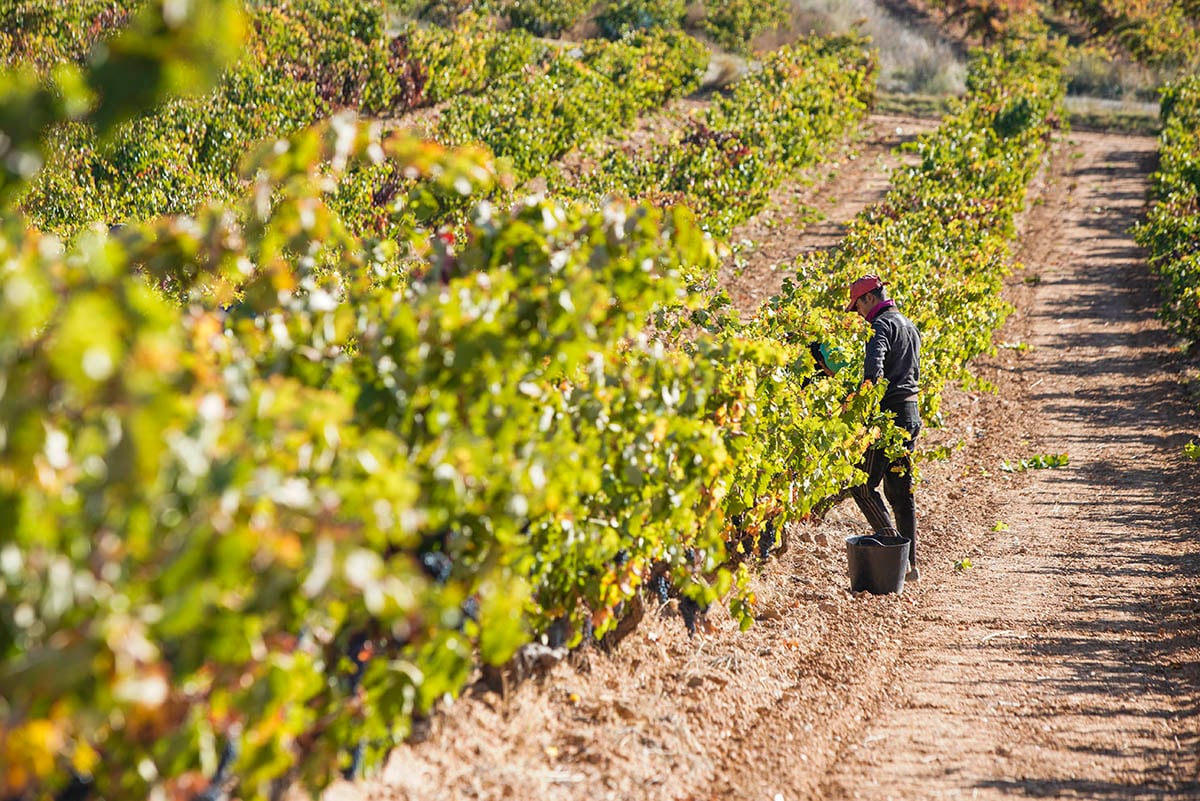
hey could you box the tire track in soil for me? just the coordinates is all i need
[815,131,1200,799]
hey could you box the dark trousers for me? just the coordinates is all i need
[851,402,920,565]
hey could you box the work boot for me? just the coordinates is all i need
[906,563,920,582]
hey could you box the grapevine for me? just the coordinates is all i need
[1134,76,1200,348]
[0,3,1071,798]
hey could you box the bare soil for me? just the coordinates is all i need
[331,120,1200,801]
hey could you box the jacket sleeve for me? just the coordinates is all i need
[862,322,889,384]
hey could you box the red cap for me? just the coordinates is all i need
[845,274,884,312]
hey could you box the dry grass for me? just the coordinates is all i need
[753,0,968,95]
[1064,47,1165,103]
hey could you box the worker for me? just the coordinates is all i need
[845,274,922,581]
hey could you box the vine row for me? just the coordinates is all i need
[1134,75,1200,438]
[554,32,878,237]
[436,29,709,180]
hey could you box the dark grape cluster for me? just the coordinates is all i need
[342,741,366,781]
[757,519,777,561]
[648,572,670,604]
[545,616,571,649]
[54,774,92,801]
[419,550,453,584]
[460,595,481,624]
[680,598,703,637]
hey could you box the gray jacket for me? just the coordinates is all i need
[863,303,921,412]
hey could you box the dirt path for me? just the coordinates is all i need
[819,131,1200,798]
[338,127,1200,801]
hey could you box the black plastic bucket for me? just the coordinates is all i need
[845,535,911,595]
